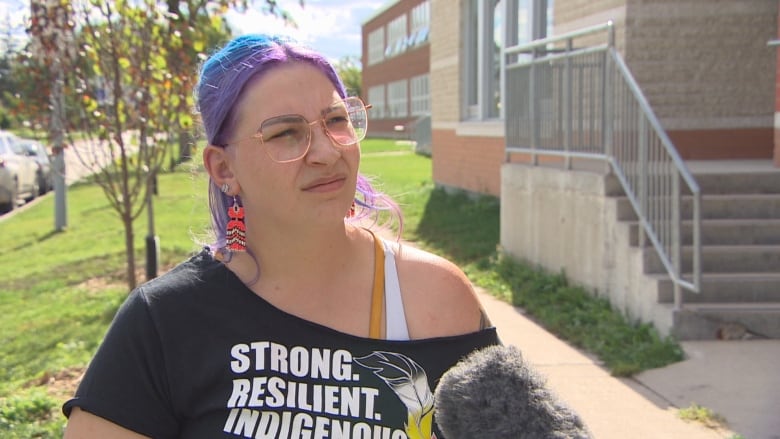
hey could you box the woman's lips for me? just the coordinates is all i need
[302,176,346,192]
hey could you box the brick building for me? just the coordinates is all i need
[361,0,777,196]
[431,0,777,196]
[361,0,431,146]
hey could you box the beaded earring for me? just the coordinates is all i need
[226,195,247,252]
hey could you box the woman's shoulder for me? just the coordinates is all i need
[136,248,227,300]
[387,241,491,337]
[391,243,470,290]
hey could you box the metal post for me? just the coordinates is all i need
[530,48,538,165]
[564,38,573,169]
[30,0,72,231]
[52,58,67,231]
[672,170,682,310]
[145,169,159,280]
[602,22,615,174]
[602,54,613,174]
[692,190,702,292]
[638,117,648,248]
[52,147,67,231]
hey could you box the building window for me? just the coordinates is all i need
[410,1,431,47]
[463,0,552,121]
[410,74,430,116]
[368,85,386,120]
[386,14,408,58]
[387,80,408,118]
[368,28,385,66]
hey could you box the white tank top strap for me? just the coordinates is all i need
[381,239,410,341]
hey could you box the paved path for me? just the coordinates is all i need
[477,288,780,439]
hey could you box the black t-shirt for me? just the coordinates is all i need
[63,250,500,438]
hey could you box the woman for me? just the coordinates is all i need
[63,34,499,438]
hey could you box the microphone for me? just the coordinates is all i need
[434,345,591,439]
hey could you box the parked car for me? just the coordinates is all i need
[18,138,53,195]
[0,131,39,213]
[0,155,12,213]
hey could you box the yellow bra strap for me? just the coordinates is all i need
[369,231,384,339]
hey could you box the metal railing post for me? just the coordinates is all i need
[638,117,648,248]
[502,21,700,298]
[692,191,702,290]
[530,47,539,165]
[672,170,682,309]
[564,38,573,169]
[602,52,613,174]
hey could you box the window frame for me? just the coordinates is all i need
[462,0,552,122]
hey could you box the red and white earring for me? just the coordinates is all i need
[226,197,246,252]
[219,183,246,254]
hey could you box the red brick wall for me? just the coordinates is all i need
[431,129,505,196]
[363,45,430,139]
[362,46,429,91]
[668,128,774,160]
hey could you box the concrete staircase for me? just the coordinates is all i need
[614,161,780,340]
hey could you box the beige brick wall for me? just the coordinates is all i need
[430,0,462,124]
[624,0,776,130]
[556,0,626,22]
[555,0,628,51]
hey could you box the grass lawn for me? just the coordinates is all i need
[0,137,682,437]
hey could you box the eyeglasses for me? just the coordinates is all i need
[221,97,369,163]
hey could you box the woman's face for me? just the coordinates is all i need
[222,62,360,231]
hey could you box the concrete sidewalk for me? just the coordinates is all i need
[477,289,780,439]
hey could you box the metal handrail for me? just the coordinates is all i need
[503,22,701,307]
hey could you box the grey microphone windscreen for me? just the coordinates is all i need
[434,344,591,438]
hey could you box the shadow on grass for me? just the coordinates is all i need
[0,252,123,293]
[414,188,684,376]
[0,229,66,255]
[414,187,500,264]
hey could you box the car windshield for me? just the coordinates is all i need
[0,136,23,155]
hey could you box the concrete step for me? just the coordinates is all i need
[692,172,780,195]
[671,302,780,340]
[605,168,780,198]
[643,245,780,274]
[628,219,780,246]
[616,194,780,221]
[655,272,780,303]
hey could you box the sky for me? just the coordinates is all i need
[0,0,389,64]
[226,0,387,64]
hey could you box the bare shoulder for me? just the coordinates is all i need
[390,242,492,338]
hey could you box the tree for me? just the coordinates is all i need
[334,56,362,98]
[25,0,300,290]
[62,0,196,289]
[2,6,52,132]
[163,0,300,166]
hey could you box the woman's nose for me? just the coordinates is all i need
[305,120,341,165]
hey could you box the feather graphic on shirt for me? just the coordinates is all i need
[355,351,437,439]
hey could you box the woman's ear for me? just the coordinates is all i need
[203,145,239,194]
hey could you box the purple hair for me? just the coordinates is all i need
[195,34,402,250]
